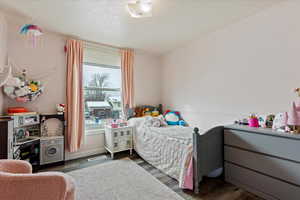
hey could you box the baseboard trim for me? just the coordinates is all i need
[65,147,107,161]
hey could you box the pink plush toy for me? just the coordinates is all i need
[248,114,259,128]
[287,102,300,126]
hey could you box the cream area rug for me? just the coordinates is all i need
[68,159,185,200]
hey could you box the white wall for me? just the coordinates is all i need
[161,0,300,130]
[134,50,162,106]
[0,11,7,114]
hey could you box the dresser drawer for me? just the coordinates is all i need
[225,146,300,186]
[112,128,132,138]
[112,139,132,151]
[224,129,300,162]
[225,162,300,200]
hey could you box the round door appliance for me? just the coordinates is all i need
[40,136,64,165]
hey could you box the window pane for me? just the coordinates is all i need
[83,63,122,131]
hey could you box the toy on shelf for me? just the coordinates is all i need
[235,118,249,125]
[6,107,37,116]
[271,88,300,133]
[7,107,29,114]
[272,112,288,131]
[248,114,259,128]
[258,114,275,128]
[287,101,300,133]
[56,104,65,115]
[3,69,44,102]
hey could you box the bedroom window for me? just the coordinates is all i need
[83,43,122,133]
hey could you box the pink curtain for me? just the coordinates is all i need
[121,49,134,110]
[66,39,84,152]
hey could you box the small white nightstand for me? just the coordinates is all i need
[104,125,133,159]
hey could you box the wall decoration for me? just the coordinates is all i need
[3,69,44,102]
[20,24,43,47]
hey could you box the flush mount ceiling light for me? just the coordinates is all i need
[127,0,152,18]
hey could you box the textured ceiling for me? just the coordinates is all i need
[0,0,284,55]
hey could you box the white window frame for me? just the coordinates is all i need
[83,62,122,135]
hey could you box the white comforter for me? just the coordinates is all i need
[128,117,194,185]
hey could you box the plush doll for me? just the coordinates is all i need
[151,110,160,117]
[164,110,186,126]
[134,107,144,117]
[272,112,288,130]
[143,108,152,116]
[56,104,65,115]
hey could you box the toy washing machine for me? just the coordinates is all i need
[40,136,64,165]
[39,114,65,165]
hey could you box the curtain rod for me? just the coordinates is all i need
[67,35,123,50]
[84,39,123,50]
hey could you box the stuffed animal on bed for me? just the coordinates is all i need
[164,110,186,126]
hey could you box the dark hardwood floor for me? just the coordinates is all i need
[39,152,263,200]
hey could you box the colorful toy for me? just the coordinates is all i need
[151,110,160,117]
[287,102,300,133]
[178,120,186,126]
[20,24,43,47]
[134,105,162,117]
[248,114,259,128]
[56,104,65,115]
[134,107,144,117]
[143,108,152,116]
[258,114,275,128]
[164,110,186,126]
[272,112,288,131]
[29,81,39,92]
[7,107,29,114]
[3,69,44,102]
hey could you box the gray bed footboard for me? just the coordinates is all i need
[193,126,224,193]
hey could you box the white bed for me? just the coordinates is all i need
[128,117,194,186]
[128,116,224,193]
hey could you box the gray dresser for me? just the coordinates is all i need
[224,125,300,200]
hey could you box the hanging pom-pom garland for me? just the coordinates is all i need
[20,24,43,47]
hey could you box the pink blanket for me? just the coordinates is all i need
[182,157,193,190]
[180,146,194,190]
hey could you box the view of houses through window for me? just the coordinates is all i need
[83,63,122,131]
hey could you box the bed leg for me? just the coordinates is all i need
[193,127,200,194]
[194,182,200,194]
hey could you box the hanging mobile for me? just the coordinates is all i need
[20,24,43,47]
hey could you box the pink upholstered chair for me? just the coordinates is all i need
[0,159,75,200]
